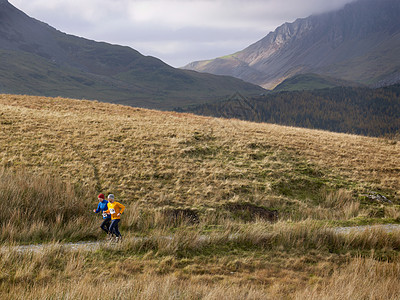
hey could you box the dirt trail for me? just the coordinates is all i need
[331,224,400,234]
[0,241,103,253]
[2,224,400,253]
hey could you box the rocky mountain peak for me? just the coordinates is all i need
[272,19,313,43]
[184,0,400,89]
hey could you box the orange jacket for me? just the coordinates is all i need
[105,201,125,220]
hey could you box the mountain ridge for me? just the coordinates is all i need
[183,0,400,89]
[0,1,265,109]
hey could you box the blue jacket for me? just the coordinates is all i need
[95,200,111,219]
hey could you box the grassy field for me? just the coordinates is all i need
[0,94,399,299]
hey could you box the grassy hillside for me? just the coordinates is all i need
[1,94,399,299]
[1,93,398,205]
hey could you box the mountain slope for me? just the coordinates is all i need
[183,0,400,89]
[0,0,265,109]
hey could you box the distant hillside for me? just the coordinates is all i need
[273,73,363,92]
[180,84,400,137]
[184,0,400,90]
[0,0,264,109]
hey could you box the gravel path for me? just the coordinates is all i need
[332,224,400,234]
[0,241,103,253]
[2,224,400,253]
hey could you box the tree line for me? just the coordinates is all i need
[180,85,400,137]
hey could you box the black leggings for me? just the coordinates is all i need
[109,219,121,237]
[100,218,111,234]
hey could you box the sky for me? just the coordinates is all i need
[8,0,355,67]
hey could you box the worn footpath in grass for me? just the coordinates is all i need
[1,224,400,299]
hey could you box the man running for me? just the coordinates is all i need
[105,194,125,241]
[93,193,112,236]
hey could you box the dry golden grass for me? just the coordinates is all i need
[0,168,98,243]
[0,94,398,208]
[1,94,399,299]
[1,233,400,300]
[295,257,400,300]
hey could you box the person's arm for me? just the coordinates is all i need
[117,202,125,215]
[94,202,101,213]
[119,202,125,214]
[104,203,110,214]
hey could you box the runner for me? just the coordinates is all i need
[93,193,111,237]
[105,194,125,242]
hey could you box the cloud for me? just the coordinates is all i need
[8,0,355,66]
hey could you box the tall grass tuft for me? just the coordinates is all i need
[295,256,400,300]
[0,168,97,243]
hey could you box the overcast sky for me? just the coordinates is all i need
[9,0,355,67]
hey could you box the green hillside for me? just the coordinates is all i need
[0,1,265,109]
[0,49,264,110]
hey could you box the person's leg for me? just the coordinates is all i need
[109,219,121,237]
[100,218,111,234]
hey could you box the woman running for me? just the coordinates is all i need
[93,193,112,236]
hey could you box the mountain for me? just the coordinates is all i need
[183,0,400,90]
[180,84,400,137]
[0,0,265,109]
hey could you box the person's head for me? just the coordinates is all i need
[98,193,105,202]
[107,194,115,203]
